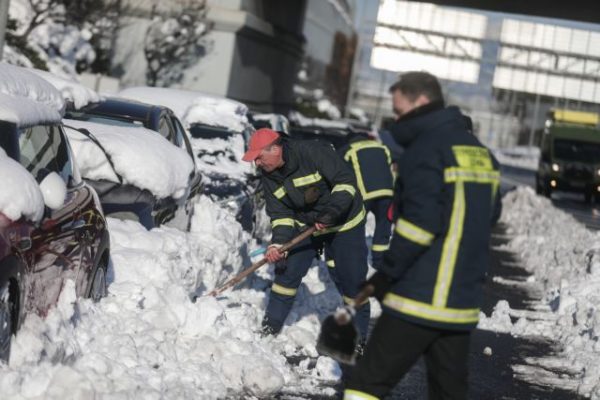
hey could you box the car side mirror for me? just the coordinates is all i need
[39,171,67,210]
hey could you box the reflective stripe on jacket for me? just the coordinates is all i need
[262,139,365,244]
[382,106,502,331]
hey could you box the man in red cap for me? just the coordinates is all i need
[243,128,370,345]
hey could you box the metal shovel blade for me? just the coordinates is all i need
[316,311,359,365]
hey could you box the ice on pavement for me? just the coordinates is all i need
[479,186,600,397]
[29,69,102,110]
[0,195,349,398]
[117,87,249,132]
[0,148,45,222]
[64,119,194,200]
[0,63,65,126]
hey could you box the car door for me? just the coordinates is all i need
[18,124,86,316]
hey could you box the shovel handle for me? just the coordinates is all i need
[207,226,317,297]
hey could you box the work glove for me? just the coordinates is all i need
[362,271,395,302]
[265,244,287,263]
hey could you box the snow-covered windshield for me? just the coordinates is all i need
[553,139,600,164]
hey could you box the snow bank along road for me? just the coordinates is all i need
[500,164,600,230]
[477,187,600,398]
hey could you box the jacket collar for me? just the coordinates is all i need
[389,102,462,147]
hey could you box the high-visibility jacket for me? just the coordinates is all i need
[262,139,365,244]
[339,136,394,201]
[382,104,502,331]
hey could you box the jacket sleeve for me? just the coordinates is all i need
[313,143,358,223]
[381,149,445,279]
[263,178,296,245]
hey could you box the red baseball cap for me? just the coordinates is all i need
[242,128,281,162]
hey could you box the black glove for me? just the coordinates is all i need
[315,207,339,227]
[362,272,395,302]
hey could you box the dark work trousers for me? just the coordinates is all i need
[345,312,471,400]
[365,197,393,269]
[263,223,370,340]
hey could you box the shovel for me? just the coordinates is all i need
[316,284,374,365]
[207,226,317,297]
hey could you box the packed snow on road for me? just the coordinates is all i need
[480,186,600,398]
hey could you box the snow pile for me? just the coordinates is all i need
[0,196,347,398]
[0,63,64,125]
[118,87,249,132]
[0,148,45,222]
[29,69,102,109]
[480,186,600,397]
[493,146,540,171]
[64,119,194,199]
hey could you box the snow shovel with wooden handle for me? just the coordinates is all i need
[207,226,317,297]
[316,284,374,365]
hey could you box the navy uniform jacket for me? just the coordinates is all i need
[382,104,501,331]
[262,139,365,244]
[339,135,394,201]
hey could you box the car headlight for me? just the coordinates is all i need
[597,168,600,177]
[551,163,560,172]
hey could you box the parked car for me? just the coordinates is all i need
[118,87,261,232]
[62,120,196,230]
[31,71,201,231]
[0,64,109,361]
[63,98,203,229]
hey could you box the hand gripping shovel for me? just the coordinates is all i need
[207,226,317,297]
[316,284,374,365]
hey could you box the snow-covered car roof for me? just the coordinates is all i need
[0,148,45,222]
[0,63,65,126]
[63,119,194,200]
[118,87,249,132]
[29,68,102,110]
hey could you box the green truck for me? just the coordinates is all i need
[536,109,600,203]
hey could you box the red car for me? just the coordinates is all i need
[0,90,109,362]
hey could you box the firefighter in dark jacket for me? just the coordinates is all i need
[345,72,501,400]
[242,128,370,340]
[339,132,394,269]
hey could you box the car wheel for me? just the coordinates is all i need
[88,265,107,302]
[0,284,13,363]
